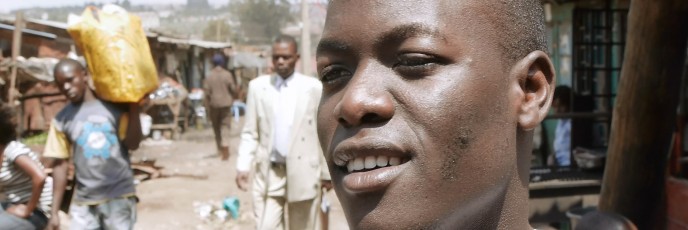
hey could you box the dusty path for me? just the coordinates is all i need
[132,121,349,230]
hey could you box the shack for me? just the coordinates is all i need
[529,0,632,227]
[0,17,71,134]
[530,0,688,229]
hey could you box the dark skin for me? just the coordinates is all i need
[316,1,554,229]
[47,61,144,230]
[272,41,300,80]
[236,41,333,191]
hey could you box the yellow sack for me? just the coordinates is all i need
[67,5,158,103]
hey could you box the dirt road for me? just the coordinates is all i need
[131,122,349,230]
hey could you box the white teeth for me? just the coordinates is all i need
[376,156,389,167]
[364,156,377,169]
[346,156,404,172]
[353,158,364,171]
[389,157,401,166]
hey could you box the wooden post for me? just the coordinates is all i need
[300,0,312,76]
[7,11,24,105]
[599,0,688,229]
[215,19,220,42]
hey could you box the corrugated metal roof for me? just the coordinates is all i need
[157,36,231,49]
[0,16,70,30]
[24,18,69,30]
[0,16,231,49]
[0,23,57,39]
[189,39,232,49]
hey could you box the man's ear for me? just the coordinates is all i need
[512,51,555,131]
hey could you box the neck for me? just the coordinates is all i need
[279,71,294,79]
[440,130,533,229]
[496,129,536,230]
[82,88,97,103]
[494,173,531,229]
[433,174,531,230]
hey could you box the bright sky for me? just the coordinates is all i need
[1,0,229,13]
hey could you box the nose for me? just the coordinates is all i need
[335,67,395,128]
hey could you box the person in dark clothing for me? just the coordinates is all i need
[204,54,238,161]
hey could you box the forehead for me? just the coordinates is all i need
[272,42,297,55]
[54,66,83,82]
[322,0,502,50]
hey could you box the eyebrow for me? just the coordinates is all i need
[316,39,351,56]
[375,23,445,46]
[316,23,445,56]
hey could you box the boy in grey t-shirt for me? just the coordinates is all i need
[44,59,143,230]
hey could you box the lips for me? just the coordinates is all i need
[332,139,411,193]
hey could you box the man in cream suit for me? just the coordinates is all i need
[235,35,330,230]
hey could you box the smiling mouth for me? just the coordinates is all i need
[346,155,407,173]
[332,138,412,193]
[338,155,411,193]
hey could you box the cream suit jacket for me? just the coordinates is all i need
[238,73,330,202]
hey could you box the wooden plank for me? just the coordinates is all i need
[529,179,601,191]
[7,11,23,104]
[598,0,688,229]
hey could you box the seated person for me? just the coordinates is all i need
[0,104,53,230]
[316,0,556,228]
[552,85,572,166]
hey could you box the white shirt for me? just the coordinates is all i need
[554,118,572,166]
[271,74,298,163]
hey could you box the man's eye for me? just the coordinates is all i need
[393,53,441,76]
[320,65,352,85]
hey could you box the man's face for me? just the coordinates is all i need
[272,42,299,78]
[316,0,523,228]
[55,67,88,103]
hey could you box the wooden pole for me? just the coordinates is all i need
[599,0,688,229]
[7,11,24,105]
[300,0,312,76]
[215,19,220,42]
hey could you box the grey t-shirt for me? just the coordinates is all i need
[44,98,135,204]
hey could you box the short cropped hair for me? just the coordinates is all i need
[53,58,86,75]
[498,0,548,65]
[212,53,226,67]
[554,85,572,108]
[274,34,298,52]
[0,104,17,145]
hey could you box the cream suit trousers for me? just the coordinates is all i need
[252,164,320,230]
